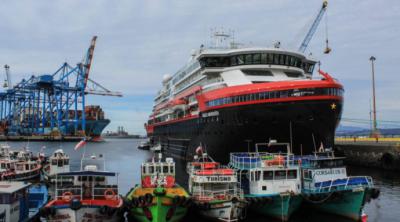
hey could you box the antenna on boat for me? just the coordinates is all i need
[311,133,317,156]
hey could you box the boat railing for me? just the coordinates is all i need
[55,185,119,200]
[230,152,298,170]
[192,187,243,201]
[304,176,374,193]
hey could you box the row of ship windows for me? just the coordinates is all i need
[199,53,315,73]
[206,87,344,107]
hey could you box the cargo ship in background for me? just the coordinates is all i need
[0,105,110,140]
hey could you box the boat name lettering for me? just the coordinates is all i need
[204,176,232,182]
[202,111,219,118]
[314,169,343,176]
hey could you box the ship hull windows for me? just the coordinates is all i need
[205,87,344,107]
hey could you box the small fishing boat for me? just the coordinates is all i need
[229,141,302,221]
[187,152,246,221]
[40,154,124,222]
[138,141,151,150]
[125,153,190,222]
[299,149,380,220]
[0,151,41,181]
[42,149,72,183]
[28,183,49,221]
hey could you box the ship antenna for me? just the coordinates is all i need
[311,133,317,156]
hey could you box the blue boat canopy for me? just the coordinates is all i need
[57,171,116,176]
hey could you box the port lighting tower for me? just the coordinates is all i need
[369,56,379,138]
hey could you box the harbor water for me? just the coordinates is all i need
[10,139,399,222]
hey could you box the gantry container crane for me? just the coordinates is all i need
[0,36,122,138]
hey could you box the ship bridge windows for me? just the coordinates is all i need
[242,69,273,76]
[200,53,315,74]
[285,71,302,78]
[206,87,344,107]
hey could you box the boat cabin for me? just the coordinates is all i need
[0,181,30,222]
[48,149,70,176]
[188,156,240,202]
[301,151,352,192]
[141,157,175,188]
[230,152,301,196]
[52,153,120,202]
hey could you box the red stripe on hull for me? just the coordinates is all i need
[202,95,342,112]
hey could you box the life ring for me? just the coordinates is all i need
[62,191,73,201]
[104,189,116,200]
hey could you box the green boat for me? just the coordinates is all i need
[125,154,191,222]
[299,150,380,220]
[229,141,303,221]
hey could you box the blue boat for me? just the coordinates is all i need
[229,141,302,221]
[28,184,49,221]
[298,150,380,220]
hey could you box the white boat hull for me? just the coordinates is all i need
[198,201,245,222]
[44,206,121,222]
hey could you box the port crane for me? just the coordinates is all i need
[298,1,331,54]
[0,36,122,137]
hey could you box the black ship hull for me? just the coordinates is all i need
[150,99,342,164]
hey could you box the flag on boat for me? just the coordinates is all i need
[74,138,87,150]
[195,144,203,155]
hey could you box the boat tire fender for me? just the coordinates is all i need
[173,195,181,206]
[145,193,153,205]
[50,207,56,216]
[179,196,186,206]
[231,197,239,204]
[371,188,380,199]
[70,199,82,211]
[138,195,147,206]
[100,205,109,215]
[183,198,192,207]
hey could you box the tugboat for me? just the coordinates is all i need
[40,154,124,222]
[42,149,72,183]
[299,149,380,220]
[0,181,48,222]
[187,151,245,221]
[125,153,190,222]
[229,140,302,221]
[0,150,41,181]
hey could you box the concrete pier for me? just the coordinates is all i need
[335,138,400,170]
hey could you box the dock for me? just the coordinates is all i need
[335,137,400,170]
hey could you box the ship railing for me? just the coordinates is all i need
[192,187,243,201]
[304,176,374,193]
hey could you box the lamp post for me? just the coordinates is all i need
[369,56,379,138]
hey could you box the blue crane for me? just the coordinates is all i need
[0,36,122,138]
[298,1,330,54]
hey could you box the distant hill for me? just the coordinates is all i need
[336,125,400,136]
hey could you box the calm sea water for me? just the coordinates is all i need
[7,139,399,222]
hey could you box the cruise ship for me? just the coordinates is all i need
[146,26,343,163]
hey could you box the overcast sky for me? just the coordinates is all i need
[0,0,399,134]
